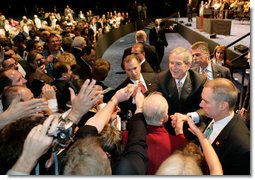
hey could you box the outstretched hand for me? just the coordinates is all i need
[113,83,135,104]
[134,87,144,113]
[186,117,203,138]
[1,97,48,129]
[10,115,59,174]
[67,79,103,124]
[170,113,188,135]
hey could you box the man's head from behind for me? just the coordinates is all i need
[63,136,111,175]
[136,30,147,43]
[143,92,169,126]
[92,58,111,81]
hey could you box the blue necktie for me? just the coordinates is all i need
[204,121,214,139]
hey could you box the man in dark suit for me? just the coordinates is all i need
[191,41,232,80]
[199,78,250,175]
[121,30,161,72]
[130,43,154,73]
[150,47,207,139]
[51,62,72,110]
[149,19,168,63]
[116,54,156,121]
[76,46,96,79]
[70,36,87,61]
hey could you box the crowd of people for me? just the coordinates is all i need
[195,0,250,19]
[0,2,250,176]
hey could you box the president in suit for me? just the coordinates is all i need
[150,47,207,139]
[115,54,156,121]
[200,78,250,175]
[191,41,232,80]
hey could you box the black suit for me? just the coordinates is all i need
[115,73,156,121]
[207,114,250,175]
[149,26,168,62]
[150,69,207,140]
[121,43,161,72]
[76,113,148,175]
[50,79,68,110]
[140,60,154,73]
[157,26,168,62]
[242,80,250,129]
[192,62,232,80]
[76,56,92,79]
[112,113,147,175]
[71,47,82,62]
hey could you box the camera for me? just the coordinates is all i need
[49,116,76,153]
[37,60,43,67]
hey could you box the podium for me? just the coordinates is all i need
[204,19,231,35]
[196,17,232,35]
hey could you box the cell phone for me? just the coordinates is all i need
[37,60,43,67]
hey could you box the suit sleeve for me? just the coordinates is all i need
[112,113,148,175]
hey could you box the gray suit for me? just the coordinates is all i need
[192,62,232,80]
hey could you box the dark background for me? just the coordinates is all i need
[0,0,201,19]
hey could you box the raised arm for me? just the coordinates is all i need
[0,98,48,130]
[85,83,134,133]
[7,115,58,175]
[187,117,223,175]
[65,79,103,125]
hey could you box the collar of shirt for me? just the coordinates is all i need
[74,47,82,51]
[130,74,147,89]
[140,59,146,65]
[199,61,212,73]
[175,72,188,87]
[199,62,213,80]
[208,111,234,144]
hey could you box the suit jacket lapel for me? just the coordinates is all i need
[181,72,192,101]
[211,115,237,152]
[167,75,178,99]
[211,63,222,78]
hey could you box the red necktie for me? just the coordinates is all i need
[138,81,147,94]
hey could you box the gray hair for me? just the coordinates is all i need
[169,47,192,66]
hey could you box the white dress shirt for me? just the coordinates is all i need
[207,111,234,144]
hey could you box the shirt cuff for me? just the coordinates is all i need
[187,112,200,124]
[7,169,29,175]
[48,99,58,113]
